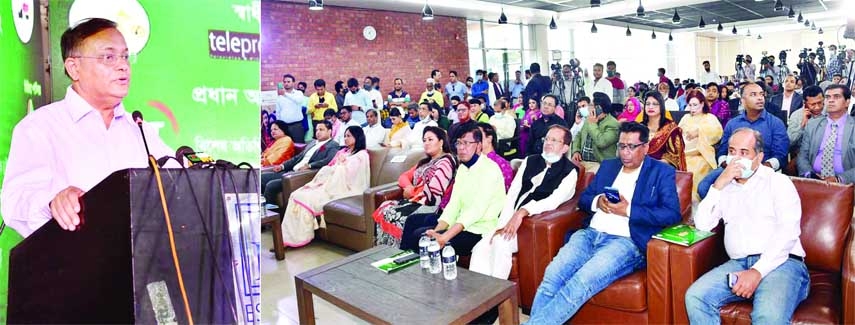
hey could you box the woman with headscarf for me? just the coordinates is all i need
[373,126,456,247]
[280,126,370,247]
[657,82,679,111]
[385,107,411,148]
[261,110,274,150]
[678,90,723,200]
[617,97,642,122]
[261,120,295,167]
[518,98,542,157]
[636,91,686,171]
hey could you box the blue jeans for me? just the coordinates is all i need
[525,228,645,324]
[698,167,723,200]
[685,255,810,325]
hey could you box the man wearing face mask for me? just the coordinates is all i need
[569,97,589,139]
[528,95,568,155]
[697,82,789,199]
[357,76,379,126]
[343,77,371,126]
[686,128,808,324]
[797,85,855,183]
[419,78,445,109]
[606,61,626,105]
[585,63,614,102]
[471,70,491,106]
[571,92,619,173]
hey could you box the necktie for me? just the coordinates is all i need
[821,123,838,177]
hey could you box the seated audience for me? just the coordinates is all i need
[373,127,456,247]
[405,104,421,128]
[261,121,340,205]
[705,82,731,127]
[419,78,445,109]
[679,90,723,200]
[403,102,439,151]
[261,110,273,150]
[477,123,514,191]
[769,75,803,121]
[333,106,360,144]
[261,120,296,167]
[528,95,568,155]
[637,91,687,170]
[280,126,369,247]
[385,107,412,148]
[525,122,680,324]
[519,98,542,157]
[362,109,388,149]
[399,124,506,256]
[797,85,855,183]
[449,102,477,152]
[657,81,679,110]
[471,125,578,279]
[686,128,808,324]
[448,96,462,124]
[489,99,516,140]
[698,82,789,198]
[430,103,451,130]
[470,98,490,123]
[571,92,619,173]
[787,85,824,146]
[617,96,642,122]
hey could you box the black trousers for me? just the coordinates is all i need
[399,213,483,256]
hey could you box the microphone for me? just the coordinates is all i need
[132,110,154,167]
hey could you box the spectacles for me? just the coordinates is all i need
[618,142,647,151]
[71,53,134,67]
[542,137,565,145]
[456,140,479,147]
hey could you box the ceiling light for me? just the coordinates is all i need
[498,7,508,24]
[591,0,601,8]
[758,34,763,39]
[811,21,816,30]
[651,29,657,39]
[797,12,803,23]
[636,0,645,17]
[549,16,558,30]
[787,6,795,18]
[699,16,706,28]
[422,2,434,20]
[747,28,751,36]
[773,0,783,11]
[591,21,598,33]
[308,0,323,10]
[672,9,681,24]
[804,19,810,27]
[717,23,723,31]
[818,28,824,34]
[668,31,673,41]
[732,25,737,34]
[626,25,632,36]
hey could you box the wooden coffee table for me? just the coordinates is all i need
[295,246,519,324]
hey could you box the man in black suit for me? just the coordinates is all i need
[769,74,803,122]
[524,63,552,107]
[262,120,340,203]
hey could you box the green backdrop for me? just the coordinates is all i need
[0,0,260,321]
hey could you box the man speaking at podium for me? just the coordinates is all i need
[1,18,173,237]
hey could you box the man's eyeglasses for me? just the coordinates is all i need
[542,137,565,145]
[456,140,479,147]
[71,53,134,67]
[618,142,647,151]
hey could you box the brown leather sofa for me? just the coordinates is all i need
[663,178,855,324]
[319,148,424,251]
[515,170,693,324]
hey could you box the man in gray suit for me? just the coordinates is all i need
[797,85,855,183]
[787,86,825,145]
[262,120,340,203]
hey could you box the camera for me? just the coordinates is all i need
[798,48,809,60]
[736,54,744,64]
[817,42,826,65]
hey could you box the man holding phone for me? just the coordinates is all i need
[686,128,808,324]
[526,122,680,324]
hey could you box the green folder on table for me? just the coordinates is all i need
[371,250,420,273]
[653,224,715,246]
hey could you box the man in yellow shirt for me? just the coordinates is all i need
[419,78,444,108]
[307,79,338,130]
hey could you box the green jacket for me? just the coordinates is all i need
[571,115,620,162]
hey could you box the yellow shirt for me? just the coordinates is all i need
[307,92,338,121]
[419,91,444,108]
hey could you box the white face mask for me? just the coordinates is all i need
[542,152,561,163]
[578,106,590,117]
[725,155,756,179]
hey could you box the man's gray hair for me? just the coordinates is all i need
[732,127,764,154]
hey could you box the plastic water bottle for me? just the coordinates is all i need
[418,235,430,269]
[428,238,441,274]
[442,245,457,280]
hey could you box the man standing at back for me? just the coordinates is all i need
[276,74,307,142]
[524,63,551,107]
[1,18,174,236]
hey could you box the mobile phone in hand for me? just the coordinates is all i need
[727,273,738,288]
[603,186,620,203]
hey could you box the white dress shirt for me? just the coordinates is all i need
[344,89,373,124]
[694,165,805,278]
[589,162,642,237]
[586,78,614,101]
[700,70,721,85]
[294,139,331,171]
[334,119,361,145]
[362,123,389,149]
[1,87,174,237]
[275,90,305,123]
[489,113,516,140]
[404,118,438,151]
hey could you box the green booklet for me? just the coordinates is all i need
[653,224,715,246]
[371,250,420,274]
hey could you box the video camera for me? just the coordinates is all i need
[736,54,744,64]
[817,41,826,66]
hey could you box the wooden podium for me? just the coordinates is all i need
[8,168,259,324]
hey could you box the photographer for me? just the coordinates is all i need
[552,64,574,108]
[798,51,819,87]
[744,55,756,81]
